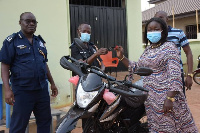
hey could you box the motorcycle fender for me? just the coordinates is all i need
[194,68,200,73]
[56,105,86,133]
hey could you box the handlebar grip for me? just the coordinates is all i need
[124,81,148,92]
[60,56,84,77]
[109,86,137,97]
[90,69,116,81]
[130,83,148,92]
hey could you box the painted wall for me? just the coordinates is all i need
[182,41,200,74]
[0,0,144,116]
[126,0,143,61]
[168,15,200,33]
[142,15,200,34]
[167,16,200,73]
[0,0,72,112]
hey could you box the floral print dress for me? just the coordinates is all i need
[129,42,198,133]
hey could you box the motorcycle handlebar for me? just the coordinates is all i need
[60,56,84,77]
[90,68,148,92]
[124,81,149,92]
[61,55,148,92]
[90,69,116,81]
[109,85,139,97]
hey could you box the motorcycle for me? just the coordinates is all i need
[193,55,200,85]
[56,55,153,133]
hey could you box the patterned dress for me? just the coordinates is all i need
[129,42,198,133]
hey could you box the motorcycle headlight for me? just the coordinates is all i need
[76,83,99,108]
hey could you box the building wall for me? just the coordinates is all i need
[168,15,200,72]
[182,41,200,74]
[0,0,72,110]
[168,15,200,33]
[126,0,143,61]
[0,0,143,115]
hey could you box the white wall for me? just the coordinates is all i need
[0,0,72,108]
[126,0,143,61]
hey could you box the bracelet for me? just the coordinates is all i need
[187,73,193,78]
[119,55,125,61]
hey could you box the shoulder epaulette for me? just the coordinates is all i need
[6,33,17,42]
[38,35,46,44]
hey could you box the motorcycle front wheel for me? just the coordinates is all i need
[82,117,101,133]
[193,72,200,85]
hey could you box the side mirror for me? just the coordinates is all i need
[134,67,153,76]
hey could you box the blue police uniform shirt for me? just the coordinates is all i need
[70,42,102,67]
[0,31,48,91]
[70,41,102,76]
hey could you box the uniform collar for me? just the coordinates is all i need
[70,40,94,48]
[18,30,36,39]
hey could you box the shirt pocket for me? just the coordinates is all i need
[16,47,31,62]
[11,70,35,87]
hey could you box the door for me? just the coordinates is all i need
[70,4,127,71]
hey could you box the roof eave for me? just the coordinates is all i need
[142,11,199,25]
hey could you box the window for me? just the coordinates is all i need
[186,24,200,39]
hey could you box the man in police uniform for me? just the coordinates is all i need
[0,12,58,132]
[70,23,108,73]
[70,23,108,129]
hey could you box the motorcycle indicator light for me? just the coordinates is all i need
[76,83,98,108]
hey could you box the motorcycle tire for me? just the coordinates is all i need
[82,118,101,133]
[193,72,200,85]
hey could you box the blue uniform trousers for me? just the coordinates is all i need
[9,87,51,133]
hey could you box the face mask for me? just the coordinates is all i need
[80,32,90,42]
[147,31,162,43]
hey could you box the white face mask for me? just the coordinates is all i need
[80,32,91,42]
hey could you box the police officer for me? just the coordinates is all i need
[70,23,108,72]
[0,12,58,133]
[70,23,108,130]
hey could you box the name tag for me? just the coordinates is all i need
[17,45,27,49]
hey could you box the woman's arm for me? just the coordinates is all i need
[115,46,130,68]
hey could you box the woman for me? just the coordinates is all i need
[115,17,198,132]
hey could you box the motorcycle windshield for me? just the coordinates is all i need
[82,73,103,92]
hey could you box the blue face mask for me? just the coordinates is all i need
[80,33,90,42]
[147,31,162,43]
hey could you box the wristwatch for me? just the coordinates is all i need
[166,96,175,102]
[187,73,193,78]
